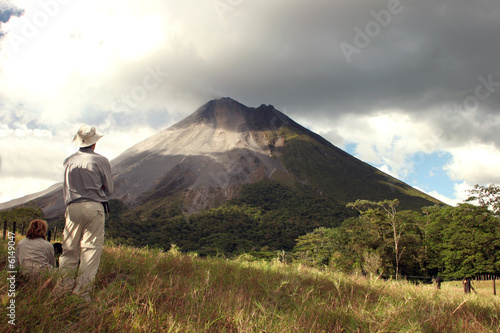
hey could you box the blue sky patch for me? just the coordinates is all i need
[343,143,457,199]
[406,151,456,198]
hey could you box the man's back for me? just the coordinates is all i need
[63,147,113,205]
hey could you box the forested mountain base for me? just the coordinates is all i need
[105,180,356,256]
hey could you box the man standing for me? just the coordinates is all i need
[59,125,113,300]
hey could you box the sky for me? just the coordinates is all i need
[1,0,499,206]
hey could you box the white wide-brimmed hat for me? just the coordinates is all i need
[72,125,103,147]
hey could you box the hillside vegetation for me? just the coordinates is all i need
[278,126,441,211]
[103,180,355,256]
[1,239,499,332]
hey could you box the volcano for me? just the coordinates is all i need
[1,97,441,220]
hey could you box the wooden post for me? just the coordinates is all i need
[47,229,52,242]
[436,276,442,290]
[463,278,471,294]
[21,222,26,236]
[54,227,58,242]
[12,221,17,235]
[494,277,497,296]
[3,220,6,240]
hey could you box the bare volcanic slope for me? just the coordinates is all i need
[2,97,441,220]
[108,97,441,212]
[110,98,293,211]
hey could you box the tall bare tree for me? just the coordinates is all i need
[347,199,404,279]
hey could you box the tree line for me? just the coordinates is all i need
[3,183,499,281]
[104,180,355,256]
[294,185,500,280]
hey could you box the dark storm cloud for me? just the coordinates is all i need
[176,0,500,149]
[4,0,497,147]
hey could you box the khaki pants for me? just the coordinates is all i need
[59,201,105,296]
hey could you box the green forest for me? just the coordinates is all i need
[2,184,499,282]
[294,199,499,281]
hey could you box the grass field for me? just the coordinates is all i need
[1,239,499,332]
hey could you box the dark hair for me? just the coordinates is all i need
[26,219,48,240]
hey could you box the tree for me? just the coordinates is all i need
[293,227,337,267]
[362,250,383,279]
[466,184,500,214]
[347,199,405,279]
[423,204,500,280]
[0,205,45,233]
[293,204,427,277]
[395,210,426,277]
[293,215,381,272]
[421,205,445,277]
[339,216,384,270]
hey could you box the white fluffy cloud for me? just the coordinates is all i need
[445,143,500,184]
[0,126,64,203]
[312,110,440,179]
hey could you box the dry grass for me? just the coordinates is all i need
[1,240,499,332]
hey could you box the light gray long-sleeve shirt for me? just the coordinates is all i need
[14,237,56,273]
[63,147,114,205]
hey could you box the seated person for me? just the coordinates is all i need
[14,219,56,274]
